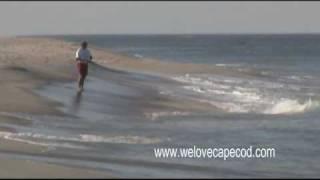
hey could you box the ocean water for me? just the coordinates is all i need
[2,34,320,178]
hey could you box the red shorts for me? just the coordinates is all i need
[77,62,88,77]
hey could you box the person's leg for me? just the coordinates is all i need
[80,64,88,90]
[80,75,86,89]
[77,63,88,91]
[77,63,82,90]
[78,75,85,90]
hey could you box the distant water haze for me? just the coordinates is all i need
[1,2,320,35]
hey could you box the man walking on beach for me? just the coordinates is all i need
[75,41,93,92]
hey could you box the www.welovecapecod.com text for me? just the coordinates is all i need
[154,146,276,160]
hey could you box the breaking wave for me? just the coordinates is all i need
[171,72,320,115]
[263,98,319,115]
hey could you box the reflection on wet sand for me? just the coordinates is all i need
[71,91,83,113]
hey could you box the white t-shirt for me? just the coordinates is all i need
[75,48,92,62]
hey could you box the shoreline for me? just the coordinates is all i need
[0,36,318,178]
[0,36,270,177]
[0,36,225,177]
[0,36,257,123]
[0,37,126,177]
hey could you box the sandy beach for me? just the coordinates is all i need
[0,156,111,178]
[0,37,115,177]
[2,36,318,178]
[1,2,320,178]
[0,37,161,178]
[0,36,233,116]
[0,36,230,178]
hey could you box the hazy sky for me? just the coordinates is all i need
[1,1,320,36]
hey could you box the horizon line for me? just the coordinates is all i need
[18,32,320,37]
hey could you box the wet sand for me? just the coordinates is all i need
[0,156,111,178]
[0,36,217,177]
[2,35,319,178]
[0,37,124,177]
[0,37,268,177]
[0,37,229,113]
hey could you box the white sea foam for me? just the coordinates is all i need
[171,73,320,115]
[264,98,319,115]
[199,99,250,113]
[184,86,206,93]
[133,53,144,58]
[199,98,319,115]
[79,134,163,144]
[215,63,243,67]
[261,71,270,76]
[0,131,164,150]
[215,64,227,67]
[145,111,191,121]
[0,131,87,149]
